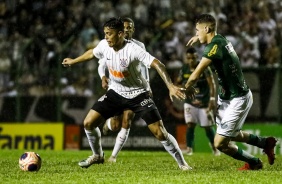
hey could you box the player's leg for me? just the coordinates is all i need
[103,115,122,135]
[185,123,196,155]
[79,90,122,168]
[148,119,192,170]
[183,103,196,155]
[198,108,220,156]
[232,130,277,165]
[109,110,134,162]
[79,109,105,168]
[215,90,262,170]
[146,110,191,171]
[214,133,262,170]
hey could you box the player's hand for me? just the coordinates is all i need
[62,58,74,67]
[185,86,199,99]
[168,84,186,101]
[186,36,199,46]
[101,76,109,89]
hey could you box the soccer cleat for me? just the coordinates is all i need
[213,149,221,156]
[182,148,193,156]
[102,123,110,135]
[179,164,192,171]
[209,143,221,156]
[78,153,105,168]
[263,137,277,165]
[108,156,117,163]
[238,159,263,171]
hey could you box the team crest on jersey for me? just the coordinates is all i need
[120,58,128,67]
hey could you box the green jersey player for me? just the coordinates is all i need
[185,14,277,170]
[177,47,220,156]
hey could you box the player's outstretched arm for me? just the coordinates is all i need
[186,36,199,46]
[185,57,212,99]
[150,59,186,101]
[62,49,94,67]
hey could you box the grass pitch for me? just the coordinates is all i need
[0,150,281,184]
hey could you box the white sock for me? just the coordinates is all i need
[84,127,103,156]
[106,118,113,131]
[160,133,187,166]
[111,128,130,158]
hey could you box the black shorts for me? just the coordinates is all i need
[92,89,161,125]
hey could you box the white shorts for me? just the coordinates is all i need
[184,103,213,127]
[216,90,253,137]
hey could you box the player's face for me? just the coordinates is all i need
[124,22,134,39]
[104,27,123,47]
[186,53,198,66]
[195,23,207,44]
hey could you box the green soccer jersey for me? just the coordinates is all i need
[203,34,249,100]
[179,63,212,108]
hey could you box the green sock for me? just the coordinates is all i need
[186,127,194,148]
[247,134,266,148]
[232,147,259,165]
[205,127,215,144]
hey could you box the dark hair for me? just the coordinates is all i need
[195,14,216,32]
[122,17,134,26]
[103,17,124,32]
[186,47,197,54]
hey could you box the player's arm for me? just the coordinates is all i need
[98,59,109,89]
[150,59,186,101]
[206,67,216,112]
[185,57,212,98]
[62,49,94,67]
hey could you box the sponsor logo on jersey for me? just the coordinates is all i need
[140,98,154,106]
[109,68,130,78]
[225,42,235,53]
[208,44,218,57]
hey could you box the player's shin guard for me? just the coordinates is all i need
[84,127,103,156]
[161,133,187,166]
[111,128,130,158]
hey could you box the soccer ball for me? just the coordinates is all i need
[19,152,42,172]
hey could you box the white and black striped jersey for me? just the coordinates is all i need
[94,39,154,99]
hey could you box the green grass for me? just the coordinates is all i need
[0,150,281,184]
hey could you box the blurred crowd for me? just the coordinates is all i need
[0,0,281,96]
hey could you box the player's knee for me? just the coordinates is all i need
[83,119,93,130]
[214,140,229,152]
[149,125,167,140]
[111,121,121,131]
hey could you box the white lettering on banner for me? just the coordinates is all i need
[82,136,163,148]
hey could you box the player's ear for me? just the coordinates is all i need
[118,30,124,37]
[205,26,211,33]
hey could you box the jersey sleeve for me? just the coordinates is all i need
[98,58,106,79]
[203,41,222,60]
[93,39,107,60]
[133,44,155,68]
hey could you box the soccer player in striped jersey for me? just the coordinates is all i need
[62,17,191,171]
[98,17,151,163]
[185,14,277,170]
